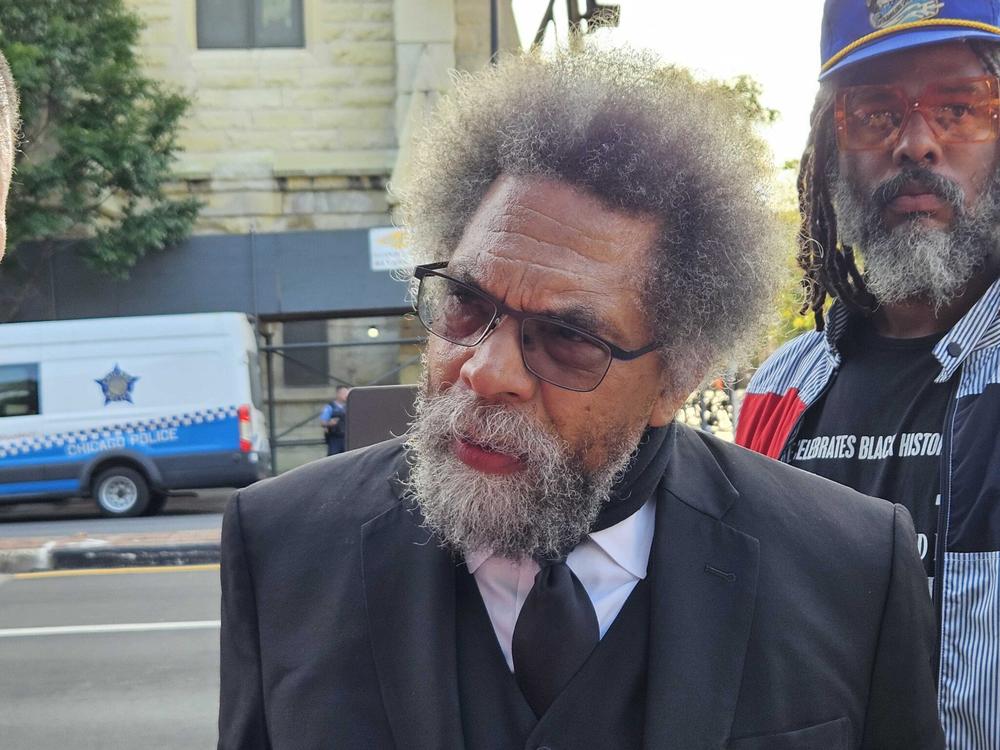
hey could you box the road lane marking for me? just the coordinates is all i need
[0,620,221,638]
[13,564,220,580]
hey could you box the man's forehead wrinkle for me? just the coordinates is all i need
[474,221,647,294]
[493,201,620,258]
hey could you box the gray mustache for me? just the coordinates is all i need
[872,167,965,212]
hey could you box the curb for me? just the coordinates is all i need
[0,543,220,574]
[51,543,220,570]
[0,545,53,574]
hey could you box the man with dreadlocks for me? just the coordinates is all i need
[737,1,1000,746]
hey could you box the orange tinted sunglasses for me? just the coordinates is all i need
[835,76,1000,151]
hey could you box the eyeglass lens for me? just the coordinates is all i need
[839,78,998,150]
[417,273,612,391]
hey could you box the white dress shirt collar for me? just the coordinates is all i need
[464,497,658,671]
[465,495,656,578]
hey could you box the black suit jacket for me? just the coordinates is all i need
[219,425,944,749]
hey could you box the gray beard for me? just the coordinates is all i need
[832,167,1000,310]
[403,384,642,560]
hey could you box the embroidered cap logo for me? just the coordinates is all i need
[867,0,945,29]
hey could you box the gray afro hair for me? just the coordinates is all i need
[399,46,781,389]
[0,51,17,164]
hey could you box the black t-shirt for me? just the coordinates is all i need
[789,320,955,577]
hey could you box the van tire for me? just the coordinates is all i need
[93,467,151,517]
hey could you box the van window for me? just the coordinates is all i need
[0,363,40,417]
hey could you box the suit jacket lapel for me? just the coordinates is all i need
[643,427,760,749]
[362,464,465,750]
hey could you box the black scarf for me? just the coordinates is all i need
[589,423,673,533]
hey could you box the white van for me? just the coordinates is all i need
[0,312,270,516]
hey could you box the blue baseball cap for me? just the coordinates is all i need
[821,0,1000,79]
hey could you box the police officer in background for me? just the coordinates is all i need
[320,385,349,456]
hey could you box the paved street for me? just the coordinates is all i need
[0,488,231,531]
[0,566,221,749]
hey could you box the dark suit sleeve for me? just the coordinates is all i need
[861,504,944,749]
[218,491,271,750]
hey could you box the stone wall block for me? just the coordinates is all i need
[315,189,389,214]
[228,129,309,150]
[357,65,395,85]
[321,4,367,24]
[331,41,395,67]
[309,213,389,230]
[395,43,455,93]
[299,68,357,88]
[214,160,275,179]
[284,192,317,214]
[338,85,396,107]
[335,127,396,149]
[210,178,277,192]
[362,4,394,22]
[193,109,252,131]
[259,67,305,87]
[137,18,176,47]
[311,176,354,190]
[283,88,340,108]
[283,129,341,150]
[394,0,455,43]
[204,88,283,109]
[139,47,176,73]
[180,131,232,152]
[283,176,314,191]
[252,109,313,130]
[193,216,257,235]
[344,23,395,42]
[202,191,284,218]
[312,107,391,129]
[198,70,260,89]
[316,22,348,43]
[284,214,317,231]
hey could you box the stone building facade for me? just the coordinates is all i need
[125,0,518,235]
[115,0,521,470]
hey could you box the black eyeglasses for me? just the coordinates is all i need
[413,262,658,392]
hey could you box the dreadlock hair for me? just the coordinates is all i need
[796,40,1000,331]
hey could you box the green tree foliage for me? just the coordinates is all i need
[0,0,200,278]
[727,74,780,126]
[707,76,812,354]
[770,162,832,349]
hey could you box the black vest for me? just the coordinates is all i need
[455,565,651,750]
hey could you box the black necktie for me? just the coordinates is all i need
[510,425,673,716]
[511,555,599,717]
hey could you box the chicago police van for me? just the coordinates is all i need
[0,312,270,516]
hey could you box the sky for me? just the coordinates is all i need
[510,0,826,167]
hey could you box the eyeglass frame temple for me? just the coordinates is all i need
[412,262,659,361]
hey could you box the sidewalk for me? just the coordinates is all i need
[0,527,221,574]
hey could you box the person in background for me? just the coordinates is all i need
[736,1,1000,746]
[220,45,943,749]
[320,385,350,455]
